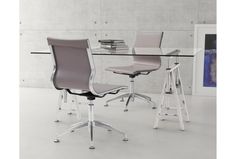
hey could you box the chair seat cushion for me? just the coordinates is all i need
[106,63,159,75]
[93,83,127,95]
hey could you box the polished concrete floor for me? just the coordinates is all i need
[20,87,216,159]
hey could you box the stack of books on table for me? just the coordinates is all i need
[98,39,129,51]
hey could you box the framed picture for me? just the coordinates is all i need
[192,24,216,96]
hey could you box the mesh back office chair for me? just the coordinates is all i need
[105,32,164,111]
[47,38,128,149]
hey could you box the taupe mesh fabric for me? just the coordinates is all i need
[48,38,91,91]
[133,32,163,70]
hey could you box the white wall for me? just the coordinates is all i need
[19,0,216,94]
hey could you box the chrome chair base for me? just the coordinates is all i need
[105,78,156,111]
[54,120,128,148]
[54,100,128,149]
[105,92,156,111]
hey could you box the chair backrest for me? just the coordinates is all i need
[133,32,163,68]
[47,38,95,91]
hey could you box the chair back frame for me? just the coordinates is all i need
[133,32,164,68]
[48,38,98,96]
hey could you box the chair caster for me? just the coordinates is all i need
[124,109,128,112]
[89,146,95,149]
[67,112,73,115]
[107,129,112,131]
[152,106,157,109]
[104,104,109,107]
[54,120,60,123]
[123,138,128,141]
[71,130,75,133]
[54,139,60,143]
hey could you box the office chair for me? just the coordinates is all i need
[104,32,164,112]
[47,38,128,149]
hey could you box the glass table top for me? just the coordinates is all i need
[31,48,201,57]
[92,48,201,57]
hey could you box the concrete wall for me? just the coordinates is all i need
[20,0,216,94]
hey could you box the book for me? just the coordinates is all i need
[98,39,128,51]
[98,39,124,43]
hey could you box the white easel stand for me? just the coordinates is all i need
[153,63,190,130]
[54,90,81,122]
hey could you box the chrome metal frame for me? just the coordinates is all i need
[105,77,156,111]
[153,62,190,131]
[54,100,128,149]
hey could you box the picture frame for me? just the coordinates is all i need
[192,24,216,96]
